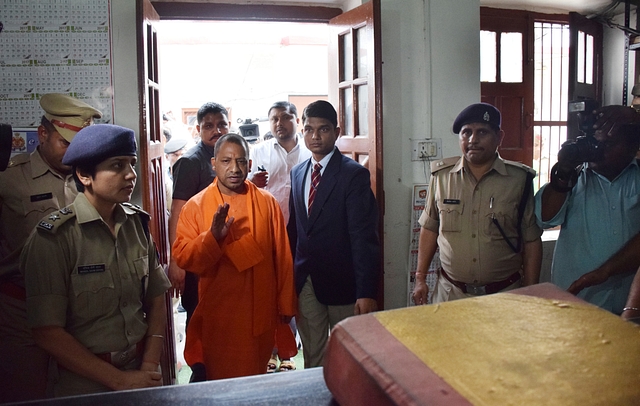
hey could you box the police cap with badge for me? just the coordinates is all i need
[452,102,501,134]
[63,124,137,167]
[40,93,103,142]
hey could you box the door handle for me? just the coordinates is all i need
[524,112,533,130]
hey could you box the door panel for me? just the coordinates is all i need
[568,12,603,140]
[329,0,384,308]
[481,8,534,165]
[137,0,176,385]
[482,95,526,150]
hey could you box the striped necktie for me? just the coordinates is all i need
[308,163,322,215]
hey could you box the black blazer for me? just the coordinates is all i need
[287,147,380,306]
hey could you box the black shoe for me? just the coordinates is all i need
[189,363,207,383]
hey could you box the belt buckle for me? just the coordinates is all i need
[111,344,138,368]
[465,283,486,296]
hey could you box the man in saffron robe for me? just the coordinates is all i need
[173,133,296,381]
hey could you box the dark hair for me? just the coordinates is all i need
[214,133,250,160]
[268,101,298,118]
[197,102,229,125]
[40,116,56,134]
[302,100,337,128]
[72,164,97,193]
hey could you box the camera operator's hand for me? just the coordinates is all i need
[551,138,587,192]
[567,267,611,295]
[549,161,579,193]
[593,105,640,138]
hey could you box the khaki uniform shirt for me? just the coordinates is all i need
[21,193,171,354]
[419,155,542,285]
[0,149,77,284]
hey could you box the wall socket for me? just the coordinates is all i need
[411,138,441,161]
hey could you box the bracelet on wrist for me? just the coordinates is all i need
[622,307,640,312]
[146,334,164,340]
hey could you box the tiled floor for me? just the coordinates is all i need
[172,301,304,384]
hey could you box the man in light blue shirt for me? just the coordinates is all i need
[536,106,640,314]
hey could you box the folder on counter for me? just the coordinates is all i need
[323,283,640,406]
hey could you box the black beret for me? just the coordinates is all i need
[63,124,137,166]
[452,103,501,134]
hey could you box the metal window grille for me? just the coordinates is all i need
[533,22,570,190]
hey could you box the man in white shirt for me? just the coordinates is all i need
[249,101,311,223]
[248,101,310,372]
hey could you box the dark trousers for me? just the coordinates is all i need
[182,271,199,327]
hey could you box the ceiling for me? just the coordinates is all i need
[157,0,628,17]
[480,0,620,15]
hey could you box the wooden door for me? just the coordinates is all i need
[481,8,534,166]
[329,0,384,308]
[137,0,176,385]
[568,12,603,140]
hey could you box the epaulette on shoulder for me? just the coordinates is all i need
[6,153,30,169]
[504,159,537,176]
[430,156,459,174]
[122,202,150,218]
[36,206,76,233]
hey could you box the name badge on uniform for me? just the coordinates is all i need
[30,192,53,202]
[78,264,106,275]
[37,221,53,230]
[443,199,460,205]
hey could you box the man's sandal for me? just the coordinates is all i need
[267,356,278,373]
[278,359,296,372]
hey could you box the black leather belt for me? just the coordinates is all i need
[439,268,521,295]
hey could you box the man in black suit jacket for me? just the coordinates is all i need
[287,100,380,368]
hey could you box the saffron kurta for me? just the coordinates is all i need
[173,179,296,380]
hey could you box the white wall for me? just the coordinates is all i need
[110,0,145,204]
[603,10,637,106]
[381,0,480,309]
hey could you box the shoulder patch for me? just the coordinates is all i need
[430,156,459,174]
[122,202,149,216]
[122,202,150,225]
[36,206,77,233]
[6,153,30,168]
[504,159,537,176]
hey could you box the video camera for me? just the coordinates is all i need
[237,118,261,144]
[560,100,605,165]
[549,100,605,192]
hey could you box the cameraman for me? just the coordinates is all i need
[535,105,640,314]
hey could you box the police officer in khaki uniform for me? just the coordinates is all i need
[412,103,542,305]
[20,124,171,397]
[0,93,102,403]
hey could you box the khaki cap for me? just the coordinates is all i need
[39,93,103,142]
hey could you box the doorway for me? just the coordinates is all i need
[156,20,330,142]
[156,19,330,383]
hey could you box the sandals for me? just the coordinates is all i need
[278,359,296,372]
[267,356,278,373]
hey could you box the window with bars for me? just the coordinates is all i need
[533,22,569,190]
